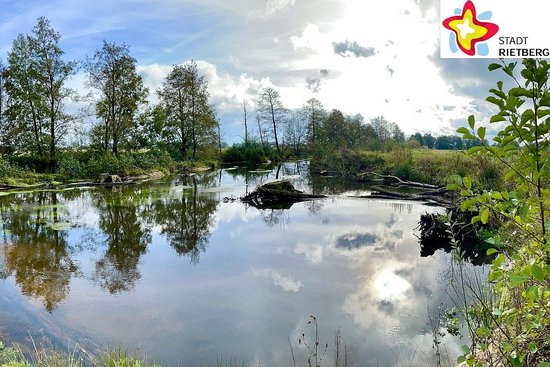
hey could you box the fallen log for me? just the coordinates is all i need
[358,186,453,207]
[241,180,326,209]
[357,171,440,189]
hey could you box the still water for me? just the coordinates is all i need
[0,162,463,366]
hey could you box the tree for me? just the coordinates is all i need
[242,99,249,143]
[4,33,47,157]
[158,61,217,159]
[258,87,285,153]
[3,18,75,171]
[370,116,392,145]
[320,109,347,147]
[30,17,77,171]
[435,135,451,150]
[422,133,435,148]
[301,98,326,145]
[86,41,148,155]
[0,60,8,153]
[411,132,424,146]
[284,110,307,155]
[389,122,405,143]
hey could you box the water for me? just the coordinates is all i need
[0,162,464,366]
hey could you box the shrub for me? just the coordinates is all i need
[222,141,277,163]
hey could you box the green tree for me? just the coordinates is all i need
[158,61,217,159]
[86,41,148,155]
[422,133,435,148]
[30,17,77,171]
[454,59,550,365]
[4,33,47,157]
[301,97,326,145]
[258,86,286,153]
[0,60,9,153]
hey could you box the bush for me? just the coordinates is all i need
[222,141,277,163]
[0,157,23,178]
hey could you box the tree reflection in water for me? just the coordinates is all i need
[0,191,79,312]
[91,187,152,294]
[153,174,218,264]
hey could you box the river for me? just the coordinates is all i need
[0,162,466,366]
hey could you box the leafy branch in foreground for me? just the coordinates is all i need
[453,59,550,366]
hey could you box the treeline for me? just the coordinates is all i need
[227,90,483,162]
[0,17,219,176]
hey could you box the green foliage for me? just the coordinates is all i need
[454,59,550,365]
[0,157,23,178]
[222,141,278,163]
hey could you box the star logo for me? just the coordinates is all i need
[442,1,499,56]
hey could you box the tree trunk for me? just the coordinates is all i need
[270,102,280,152]
[49,109,56,172]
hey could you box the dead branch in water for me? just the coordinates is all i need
[357,171,440,189]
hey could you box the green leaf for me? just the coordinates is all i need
[532,264,545,282]
[510,274,528,286]
[467,146,483,155]
[491,192,503,200]
[477,126,486,140]
[463,176,472,190]
[468,115,475,129]
[457,127,470,135]
[509,87,532,98]
[486,96,504,108]
[456,356,466,364]
[460,345,471,354]
[490,114,506,123]
[486,248,499,255]
[489,269,503,281]
[540,93,550,107]
[538,362,550,367]
[480,208,489,224]
[521,109,535,125]
[488,63,502,71]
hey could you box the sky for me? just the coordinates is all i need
[0,0,506,144]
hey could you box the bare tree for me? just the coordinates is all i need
[257,87,286,153]
[242,99,249,143]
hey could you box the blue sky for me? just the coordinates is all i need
[0,0,503,144]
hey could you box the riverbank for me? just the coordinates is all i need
[310,148,503,189]
[0,150,219,191]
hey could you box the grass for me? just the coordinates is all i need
[310,148,504,189]
[0,341,160,367]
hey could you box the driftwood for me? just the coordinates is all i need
[359,186,452,207]
[241,180,326,209]
[357,171,440,189]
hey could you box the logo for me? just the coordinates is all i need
[442,1,499,56]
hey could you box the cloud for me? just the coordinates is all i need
[265,0,296,15]
[305,69,329,93]
[332,40,375,58]
[294,242,324,264]
[137,61,265,111]
[253,268,302,292]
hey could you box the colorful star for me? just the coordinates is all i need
[442,1,499,56]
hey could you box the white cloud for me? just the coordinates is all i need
[266,0,296,15]
[294,242,324,264]
[137,61,266,111]
[253,268,303,292]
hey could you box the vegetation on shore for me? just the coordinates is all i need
[447,59,550,365]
